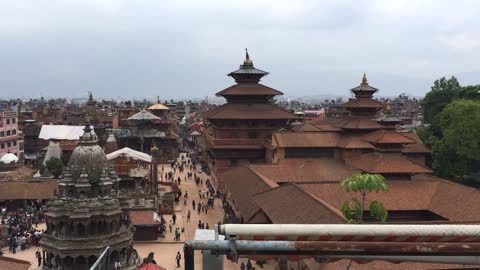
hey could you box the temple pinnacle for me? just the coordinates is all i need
[361,72,369,86]
[244,48,253,66]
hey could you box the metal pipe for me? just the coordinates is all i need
[220,224,480,239]
[315,255,480,265]
[185,240,480,255]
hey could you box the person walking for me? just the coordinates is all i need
[35,249,42,267]
[172,213,177,225]
[240,261,246,270]
[192,200,196,210]
[246,259,252,270]
[187,210,191,222]
[114,260,122,269]
[176,251,182,268]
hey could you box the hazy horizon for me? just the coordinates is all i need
[1,0,480,99]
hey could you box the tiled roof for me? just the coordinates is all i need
[215,84,283,96]
[205,103,296,120]
[0,256,31,270]
[337,135,374,149]
[0,180,57,200]
[291,122,323,132]
[254,175,480,225]
[254,184,346,224]
[342,98,384,109]
[250,159,360,184]
[346,153,432,174]
[222,165,278,222]
[363,130,416,144]
[273,132,340,147]
[130,210,159,225]
[299,181,436,213]
[334,117,382,130]
[316,259,469,270]
[401,132,431,153]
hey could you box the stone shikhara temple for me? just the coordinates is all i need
[40,120,138,270]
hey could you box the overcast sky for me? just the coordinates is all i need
[1,0,479,100]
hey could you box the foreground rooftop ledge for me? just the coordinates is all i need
[219,224,480,238]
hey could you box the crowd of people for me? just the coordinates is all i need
[0,201,45,256]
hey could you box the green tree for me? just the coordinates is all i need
[340,173,389,223]
[340,173,389,270]
[45,157,64,179]
[431,99,480,183]
[421,76,461,124]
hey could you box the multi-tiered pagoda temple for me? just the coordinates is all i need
[203,50,297,188]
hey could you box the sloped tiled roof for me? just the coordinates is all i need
[273,132,340,147]
[401,132,431,153]
[216,83,283,96]
[0,180,57,200]
[222,165,278,222]
[254,184,346,224]
[130,210,160,225]
[205,103,296,120]
[363,130,416,144]
[346,152,432,174]
[334,117,382,130]
[0,256,31,270]
[342,98,384,109]
[250,159,359,184]
[337,135,374,149]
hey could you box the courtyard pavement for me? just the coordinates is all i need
[2,152,274,270]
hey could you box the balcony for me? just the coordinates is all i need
[205,133,266,146]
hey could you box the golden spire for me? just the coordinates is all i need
[151,141,159,153]
[243,48,253,66]
[385,99,392,115]
[361,72,368,86]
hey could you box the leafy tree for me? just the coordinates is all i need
[457,85,480,101]
[45,157,64,179]
[340,173,389,270]
[431,99,480,183]
[421,76,461,124]
[340,173,389,223]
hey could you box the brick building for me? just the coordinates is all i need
[0,110,21,159]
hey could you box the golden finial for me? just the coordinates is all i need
[244,48,253,66]
[151,141,159,153]
[385,99,392,114]
[361,72,368,86]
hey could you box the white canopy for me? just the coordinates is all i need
[106,147,152,163]
[0,153,18,164]
[39,125,95,140]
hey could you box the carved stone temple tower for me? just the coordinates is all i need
[40,120,138,270]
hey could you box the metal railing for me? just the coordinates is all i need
[89,246,110,270]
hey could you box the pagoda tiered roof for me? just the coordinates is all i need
[215,83,283,97]
[363,130,416,144]
[346,152,432,174]
[205,103,296,120]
